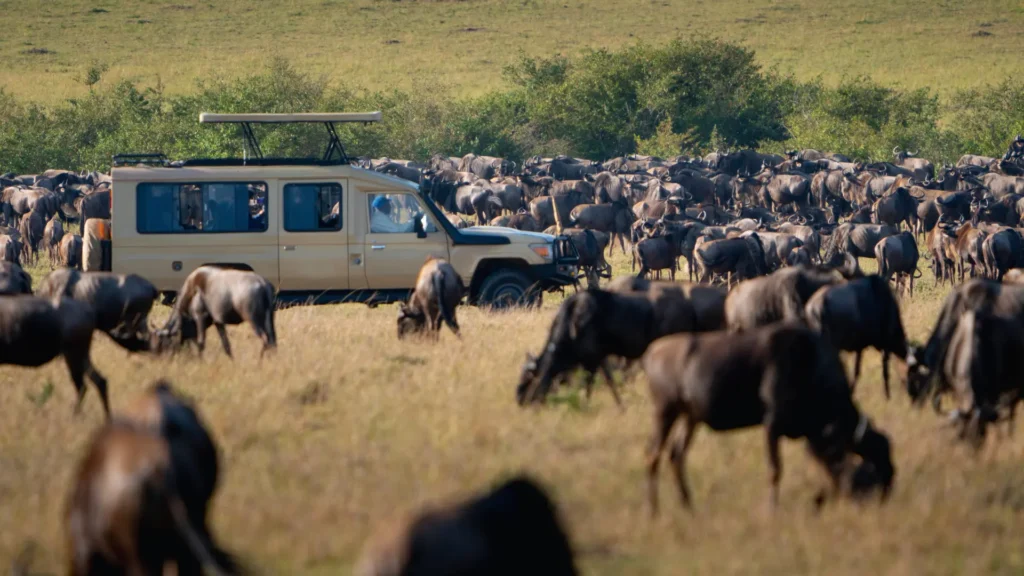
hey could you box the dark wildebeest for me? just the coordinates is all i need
[821,223,898,267]
[606,277,727,332]
[59,233,83,269]
[0,233,19,265]
[516,287,723,407]
[892,147,934,181]
[634,229,682,281]
[37,268,160,345]
[693,233,769,286]
[18,208,44,266]
[982,227,1023,281]
[355,476,577,576]
[460,154,515,180]
[0,261,31,294]
[926,225,957,286]
[568,200,633,255]
[397,257,463,339]
[755,165,811,210]
[805,275,908,398]
[872,186,922,231]
[559,228,611,290]
[0,296,113,417]
[65,382,243,576]
[742,230,803,272]
[724,261,860,331]
[874,231,921,298]
[981,172,1024,201]
[151,266,277,359]
[43,212,64,266]
[642,323,894,513]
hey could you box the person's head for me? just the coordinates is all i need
[373,195,391,216]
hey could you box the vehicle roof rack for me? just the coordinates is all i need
[112,153,169,167]
[198,111,381,165]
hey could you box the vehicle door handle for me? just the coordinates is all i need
[282,245,295,251]
[371,245,386,250]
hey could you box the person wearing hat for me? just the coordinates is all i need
[370,195,418,233]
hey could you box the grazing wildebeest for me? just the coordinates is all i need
[151,266,277,359]
[397,257,463,339]
[724,263,858,331]
[642,323,894,513]
[0,261,31,294]
[59,233,83,269]
[0,296,112,417]
[355,476,577,576]
[516,287,721,406]
[804,275,908,398]
[65,382,243,576]
[874,231,921,298]
[37,268,159,345]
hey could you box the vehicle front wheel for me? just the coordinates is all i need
[477,269,541,309]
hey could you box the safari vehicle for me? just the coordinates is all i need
[109,112,579,307]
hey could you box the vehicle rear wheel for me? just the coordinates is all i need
[478,269,540,309]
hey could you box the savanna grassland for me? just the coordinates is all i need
[2,0,1023,104]
[2,248,1024,575]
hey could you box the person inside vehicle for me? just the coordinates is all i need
[370,195,418,233]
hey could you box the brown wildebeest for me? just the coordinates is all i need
[874,231,921,298]
[43,212,64,266]
[0,296,113,417]
[18,208,44,266]
[59,233,83,269]
[724,262,859,331]
[642,323,894,513]
[397,256,463,339]
[0,233,19,265]
[151,266,277,359]
[355,476,577,576]
[0,261,31,294]
[65,382,243,576]
[38,268,159,345]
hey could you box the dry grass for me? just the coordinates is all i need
[2,0,1023,103]
[2,250,1024,575]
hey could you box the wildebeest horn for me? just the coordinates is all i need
[909,150,918,156]
[892,146,900,156]
[698,209,707,220]
[788,214,800,223]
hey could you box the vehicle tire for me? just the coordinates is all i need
[478,268,540,309]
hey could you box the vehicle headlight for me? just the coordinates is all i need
[530,243,553,261]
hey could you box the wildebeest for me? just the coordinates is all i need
[559,228,611,289]
[606,277,728,332]
[37,268,159,346]
[151,266,277,358]
[642,323,894,513]
[397,257,463,339]
[355,476,577,576]
[634,229,682,281]
[981,227,1023,281]
[18,208,44,266]
[65,382,242,576]
[516,286,723,406]
[805,275,909,398]
[892,147,934,181]
[0,295,112,416]
[42,213,64,266]
[874,231,921,298]
[59,233,83,269]
[822,223,898,267]
[568,200,633,254]
[724,264,857,331]
[872,186,922,230]
[0,233,19,265]
[693,233,768,286]
[0,261,31,295]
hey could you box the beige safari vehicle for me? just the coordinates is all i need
[109,112,579,307]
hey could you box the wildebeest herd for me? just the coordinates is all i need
[7,135,1024,575]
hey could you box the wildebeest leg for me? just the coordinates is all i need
[646,406,678,516]
[67,352,110,419]
[766,429,783,508]
[851,351,863,391]
[881,351,891,399]
[669,419,699,510]
[214,324,233,359]
[635,265,648,280]
[599,361,624,410]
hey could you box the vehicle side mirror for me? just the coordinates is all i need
[414,213,427,238]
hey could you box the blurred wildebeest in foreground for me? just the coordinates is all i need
[642,323,894,513]
[356,475,577,576]
[151,266,277,359]
[65,381,244,576]
[397,256,463,339]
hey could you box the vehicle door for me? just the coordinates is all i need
[363,192,449,289]
[278,180,348,290]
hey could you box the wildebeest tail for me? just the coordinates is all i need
[433,271,459,335]
[982,235,997,279]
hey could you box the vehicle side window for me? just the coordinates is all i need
[136,182,267,233]
[283,183,343,232]
[368,193,437,234]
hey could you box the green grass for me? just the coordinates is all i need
[2,248,1024,575]
[2,0,1022,104]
